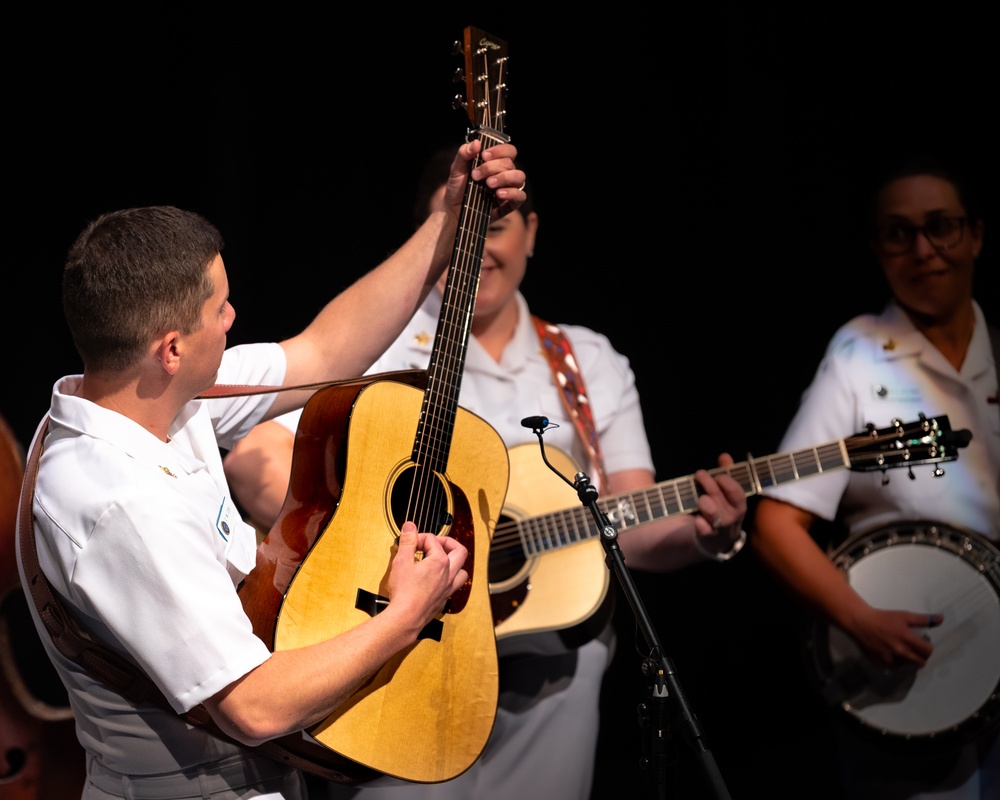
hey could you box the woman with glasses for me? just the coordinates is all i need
[751,156,1000,799]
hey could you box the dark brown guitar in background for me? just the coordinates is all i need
[0,413,86,799]
[238,26,512,784]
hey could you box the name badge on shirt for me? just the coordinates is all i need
[872,383,923,403]
[216,496,240,542]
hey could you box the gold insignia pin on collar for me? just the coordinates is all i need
[414,331,431,346]
[882,338,896,351]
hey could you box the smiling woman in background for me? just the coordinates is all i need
[752,155,1000,799]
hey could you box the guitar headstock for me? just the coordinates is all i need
[846,414,972,472]
[453,26,509,138]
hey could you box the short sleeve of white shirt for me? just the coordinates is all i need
[33,342,286,714]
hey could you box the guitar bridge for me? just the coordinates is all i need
[355,588,444,641]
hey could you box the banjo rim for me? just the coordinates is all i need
[803,519,1000,752]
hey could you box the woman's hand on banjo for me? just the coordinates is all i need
[848,605,943,669]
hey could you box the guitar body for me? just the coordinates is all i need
[247,377,507,783]
[484,416,972,643]
[491,444,607,640]
[239,370,428,647]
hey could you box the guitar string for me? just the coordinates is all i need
[408,160,477,525]
[406,40,507,543]
[486,426,975,558]
[417,155,485,526]
[488,452,1000,707]
[407,135,499,536]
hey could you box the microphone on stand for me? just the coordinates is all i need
[520,415,576,490]
[520,415,549,431]
[523,421,726,796]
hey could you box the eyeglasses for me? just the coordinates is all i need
[875,216,967,255]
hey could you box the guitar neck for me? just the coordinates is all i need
[413,25,511,475]
[515,439,852,554]
[416,131,509,474]
[510,413,971,561]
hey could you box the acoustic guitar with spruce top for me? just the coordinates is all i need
[238,26,512,784]
[488,415,971,641]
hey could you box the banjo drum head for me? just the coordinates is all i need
[805,520,1000,750]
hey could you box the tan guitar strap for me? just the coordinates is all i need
[531,315,609,488]
[16,383,377,784]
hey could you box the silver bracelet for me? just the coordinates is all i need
[694,527,747,562]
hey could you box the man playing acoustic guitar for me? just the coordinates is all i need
[17,139,524,800]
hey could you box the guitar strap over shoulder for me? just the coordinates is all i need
[16,396,375,784]
[531,315,610,488]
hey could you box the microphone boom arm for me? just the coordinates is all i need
[519,413,732,800]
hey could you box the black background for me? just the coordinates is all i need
[4,7,998,799]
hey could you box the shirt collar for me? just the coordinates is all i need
[49,375,201,475]
[879,299,991,379]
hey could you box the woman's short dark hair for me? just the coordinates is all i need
[868,154,982,225]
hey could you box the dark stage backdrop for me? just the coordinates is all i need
[4,8,998,800]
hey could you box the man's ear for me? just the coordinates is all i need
[154,331,182,375]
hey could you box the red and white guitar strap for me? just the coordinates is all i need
[531,315,610,489]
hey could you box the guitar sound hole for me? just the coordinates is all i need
[389,464,452,534]
[487,514,526,584]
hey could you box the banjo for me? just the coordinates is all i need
[804,519,1000,750]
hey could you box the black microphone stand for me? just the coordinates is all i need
[521,417,731,800]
